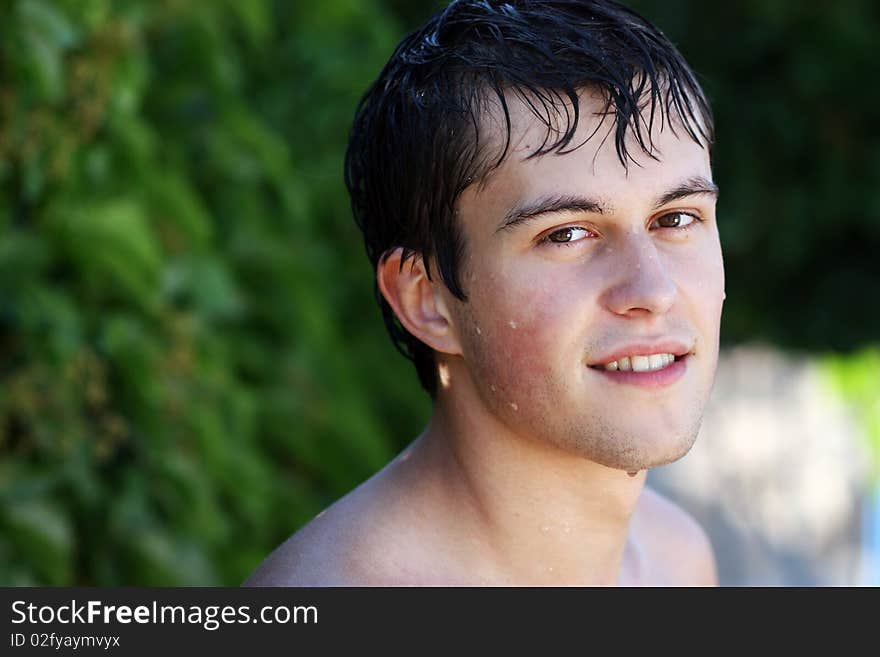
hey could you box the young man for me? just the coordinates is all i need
[248,0,724,586]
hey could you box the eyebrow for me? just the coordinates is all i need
[652,176,719,210]
[495,175,719,233]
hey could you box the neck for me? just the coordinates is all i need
[393,381,647,586]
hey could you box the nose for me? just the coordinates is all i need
[600,236,677,317]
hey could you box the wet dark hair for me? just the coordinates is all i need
[344,0,713,397]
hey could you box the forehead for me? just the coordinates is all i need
[463,89,712,216]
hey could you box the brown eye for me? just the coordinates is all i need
[544,227,591,245]
[548,228,574,243]
[652,212,696,229]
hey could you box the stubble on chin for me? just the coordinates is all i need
[540,390,709,472]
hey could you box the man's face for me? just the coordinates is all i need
[443,92,724,471]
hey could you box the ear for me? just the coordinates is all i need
[376,248,462,356]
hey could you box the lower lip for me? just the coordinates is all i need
[589,355,689,389]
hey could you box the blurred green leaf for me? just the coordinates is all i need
[1,500,73,585]
[49,198,163,310]
[20,0,80,49]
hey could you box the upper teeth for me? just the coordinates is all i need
[602,353,676,372]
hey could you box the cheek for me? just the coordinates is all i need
[702,240,726,314]
[459,268,582,400]
[672,237,725,333]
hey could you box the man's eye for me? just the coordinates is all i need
[543,227,592,244]
[652,212,698,229]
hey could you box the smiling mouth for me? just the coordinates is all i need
[587,352,690,389]
[588,353,681,373]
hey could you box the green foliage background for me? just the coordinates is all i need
[0,0,877,584]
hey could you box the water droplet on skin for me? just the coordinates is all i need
[509,320,518,329]
[509,402,518,411]
[490,385,497,393]
[541,525,550,533]
[476,326,482,335]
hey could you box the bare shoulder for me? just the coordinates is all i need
[243,469,420,587]
[242,515,357,587]
[633,486,719,586]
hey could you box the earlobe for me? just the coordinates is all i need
[376,248,462,356]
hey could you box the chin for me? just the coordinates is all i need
[558,414,703,472]
[639,433,699,469]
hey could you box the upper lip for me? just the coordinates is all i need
[588,340,693,367]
